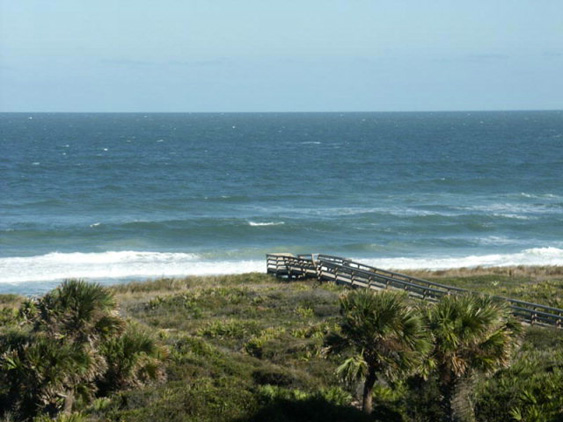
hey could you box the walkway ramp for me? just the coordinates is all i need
[266,253,563,328]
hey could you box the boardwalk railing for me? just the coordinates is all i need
[266,253,318,279]
[266,253,563,328]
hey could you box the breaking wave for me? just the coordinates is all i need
[0,251,264,284]
[2,248,562,286]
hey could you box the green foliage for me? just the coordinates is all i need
[0,280,167,421]
[35,279,122,343]
[244,327,287,358]
[2,271,561,422]
[331,289,430,414]
[423,294,522,422]
[0,335,102,419]
[295,305,314,318]
[422,273,563,309]
[0,296,26,328]
[0,308,19,327]
[404,375,443,422]
[197,318,261,340]
[94,377,259,422]
[97,323,168,395]
[336,353,368,385]
[251,366,302,388]
[257,384,353,406]
[474,346,563,422]
[245,385,369,422]
[32,412,87,422]
[0,295,21,305]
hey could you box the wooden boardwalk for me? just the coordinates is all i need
[266,253,563,328]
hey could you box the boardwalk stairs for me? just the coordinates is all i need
[266,253,563,328]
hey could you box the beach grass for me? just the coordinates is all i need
[1,267,562,421]
[404,265,563,308]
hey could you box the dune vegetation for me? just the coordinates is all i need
[0,269,562,422]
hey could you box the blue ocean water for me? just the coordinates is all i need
[1,111,562,294]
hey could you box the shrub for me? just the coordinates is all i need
[474,349,563,422]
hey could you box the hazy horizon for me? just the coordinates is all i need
[1,1,562,113]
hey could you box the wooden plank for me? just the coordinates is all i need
[267,253,563,328]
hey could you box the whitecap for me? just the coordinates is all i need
[2,248,563,286]
[477,236,519,246]
[492,213,534,220]
[515,192,561,200]
[460,203,556,216]
[248,221,285,227]
[0,251,254,284]
[356,247,563,271]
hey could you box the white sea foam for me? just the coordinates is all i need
[357,247,563,271]
[248,221,285,227]
[491,213,534,220]
[2,248,562,286]
[477,236,519,246]
[519,192,560,199]
[286,206,454,218]
[461,203,559,215]
[0,251,263,284]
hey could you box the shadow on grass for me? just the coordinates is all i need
[237,397,403,422]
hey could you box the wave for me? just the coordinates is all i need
[357,247,563,271]
[269,204,560,219]
[270,206,457,218]
[517,192,561,200]
[0,251,263,284]
[2,248,563,286]
[491,213,534,220]
[458,203,561,216]
[248,221,285,227]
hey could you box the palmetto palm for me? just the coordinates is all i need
[423,294,521,422]
[1,335,106,419]
[97,323,168,395]
[328,289,430,415]
[0,280,125,418]
[35,279,124,345]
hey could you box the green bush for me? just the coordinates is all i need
[100,377,258,422]
[474,349,563,422]
[244,384,370,422]
[0,280,167,421]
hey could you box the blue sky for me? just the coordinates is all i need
[1,1,562,112]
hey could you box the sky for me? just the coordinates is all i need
[1,1,562,112]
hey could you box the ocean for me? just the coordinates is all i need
[1,111,562,295]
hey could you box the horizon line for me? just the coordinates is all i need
[1,109,562,114]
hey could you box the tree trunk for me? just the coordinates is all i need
[362,366,377,414]
[439,379,457,422]
[63,389,74,415]
[452,377,477,422]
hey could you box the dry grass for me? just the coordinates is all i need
[403,265,563,280]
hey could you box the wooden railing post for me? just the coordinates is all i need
[268,253,563,328]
